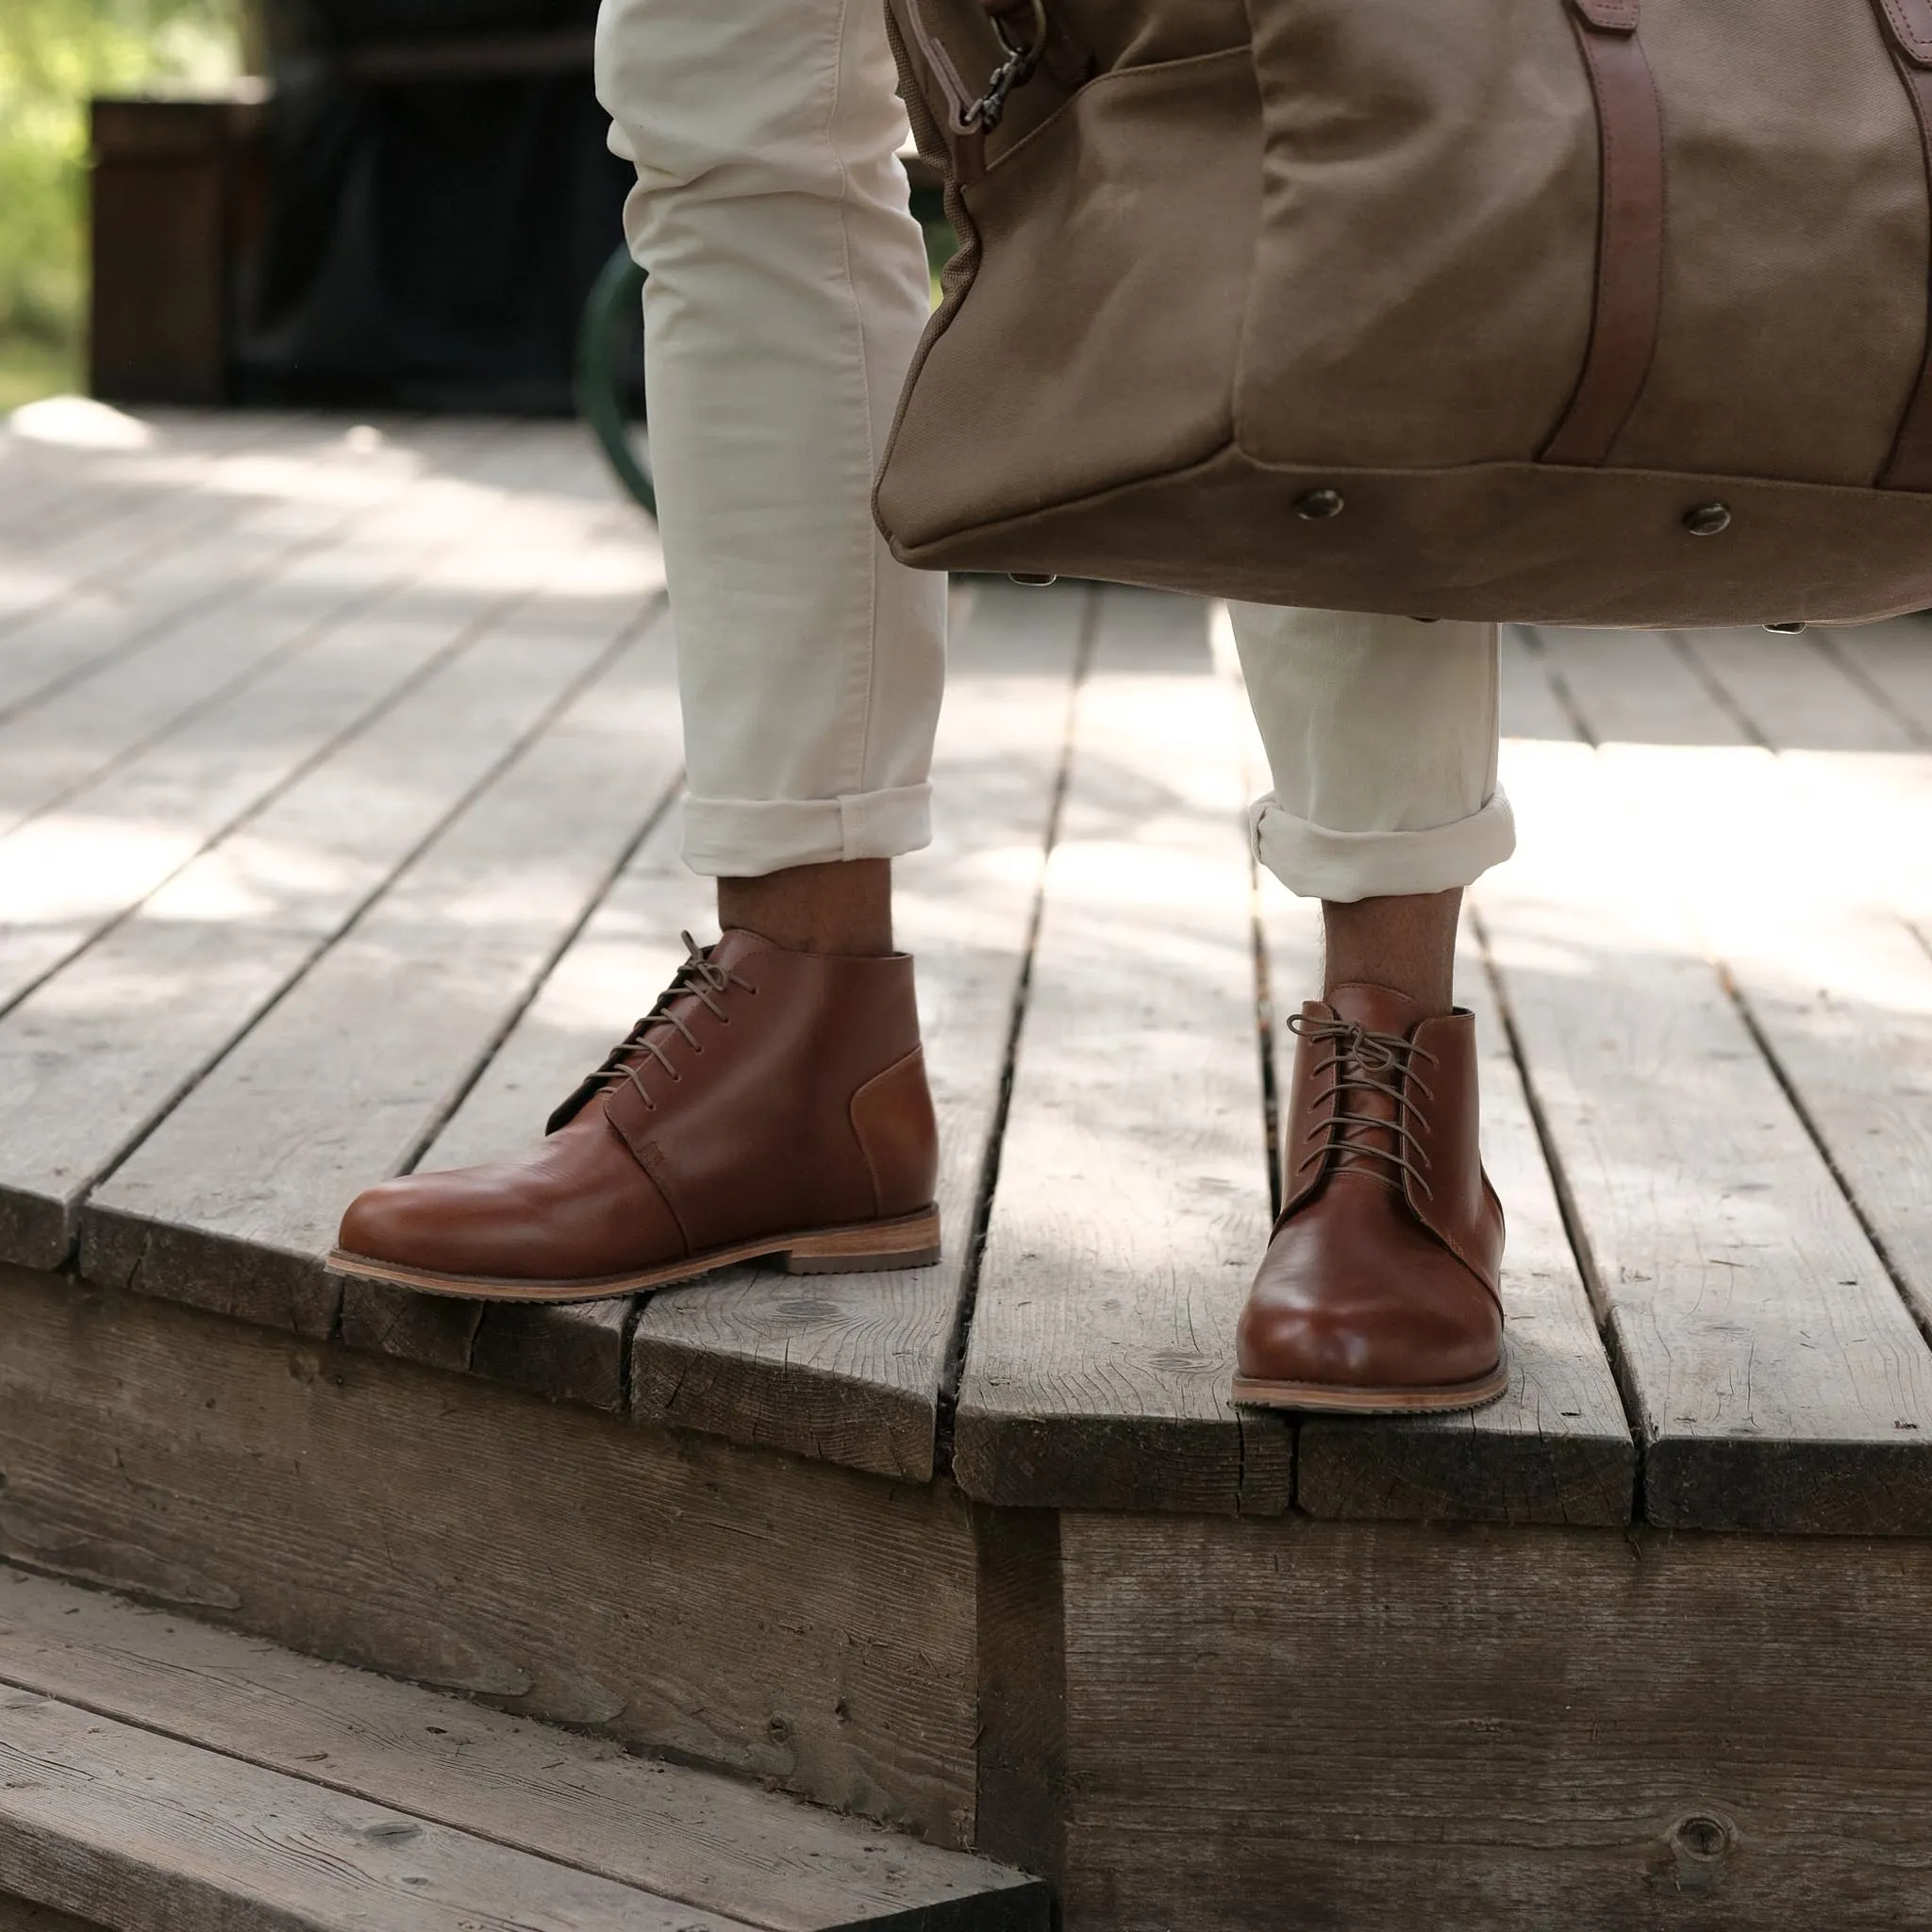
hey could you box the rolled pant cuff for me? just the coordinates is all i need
[1251,788,1518,903]
[680,782,933,877]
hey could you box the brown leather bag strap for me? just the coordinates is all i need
[1541,0,1666,468]
[1873,0,1932,490]
[1880,0,1932,60]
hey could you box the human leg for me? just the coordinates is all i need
[1227,606,1513,1412]
[602,0,945,888]
[329,0,944,1297]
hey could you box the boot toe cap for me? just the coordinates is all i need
[1237,1301,1389,1386]
[1236,1205,1504,1392]
[336,1175,454,1270]
[1237,1294,1498,1390]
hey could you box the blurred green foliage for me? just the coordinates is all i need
[0,0,241,385]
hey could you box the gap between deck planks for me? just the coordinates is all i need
[0,1563,1041,1932]
[1493,620,1932,1532]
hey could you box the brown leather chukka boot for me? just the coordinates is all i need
[327,930,940,1301]
[1231,981,1506,1414]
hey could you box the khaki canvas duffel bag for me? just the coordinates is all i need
[876,0,1932,626]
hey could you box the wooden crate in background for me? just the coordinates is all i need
[89,92,267,406]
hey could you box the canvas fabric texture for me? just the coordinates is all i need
[879,0,1932,627]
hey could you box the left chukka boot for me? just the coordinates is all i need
[328,929,941,1301]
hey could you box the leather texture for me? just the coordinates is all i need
[1540,6,1665,467]
[1236,983,1505,1400]
[878,0,1932,627]
[335,931,939,1288]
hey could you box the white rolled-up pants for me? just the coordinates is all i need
[594,0,1515,901]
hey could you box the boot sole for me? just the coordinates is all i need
[324,1206,943,1303]
[1229,1359,1509,1415]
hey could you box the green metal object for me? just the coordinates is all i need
[575,242,655,518]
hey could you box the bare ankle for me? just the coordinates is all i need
[717,858,894,957]
[1320,889,1461,1014]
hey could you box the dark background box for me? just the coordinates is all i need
[92,0,635,412]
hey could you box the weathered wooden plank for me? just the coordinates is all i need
[0,595,654,1271]
[0,468,631,1019]
[0,1265,981,1844]
[0,1686,765,1932]
[1530,625,1750,747]
[0,420,414,708]
[0,1565,1043,1932]
[1711,890,1932,1364]
[971,1507,1066,1889]
[1590,632,1932,1427]
[0,1893,106,1932]
[79,589,678,1339]
[1274,895,1636,1526]
[1816,614,1932,743]
[1477,735,1932,1532]
[1497,624,1584,742]
[1673,626,1917,754]
[0,406,300,548]
[0,417,616,738]
[1058,1510,1932,1932]
[624,580,1089,1479]
[953,589,1290,1515]
[0,420,535,836]
[0,411,325,608]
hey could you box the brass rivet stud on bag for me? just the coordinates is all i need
[1683,502,1732,536]
[1295,489,1345,521]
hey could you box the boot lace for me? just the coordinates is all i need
[1288,1013,1439,1200]
[583,931,758,1115]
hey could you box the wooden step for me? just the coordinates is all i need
[0,1563,1047,1932]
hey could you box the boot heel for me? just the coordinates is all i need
[784,1208,942,1274]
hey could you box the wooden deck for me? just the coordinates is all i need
[5,408,1932,1927]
